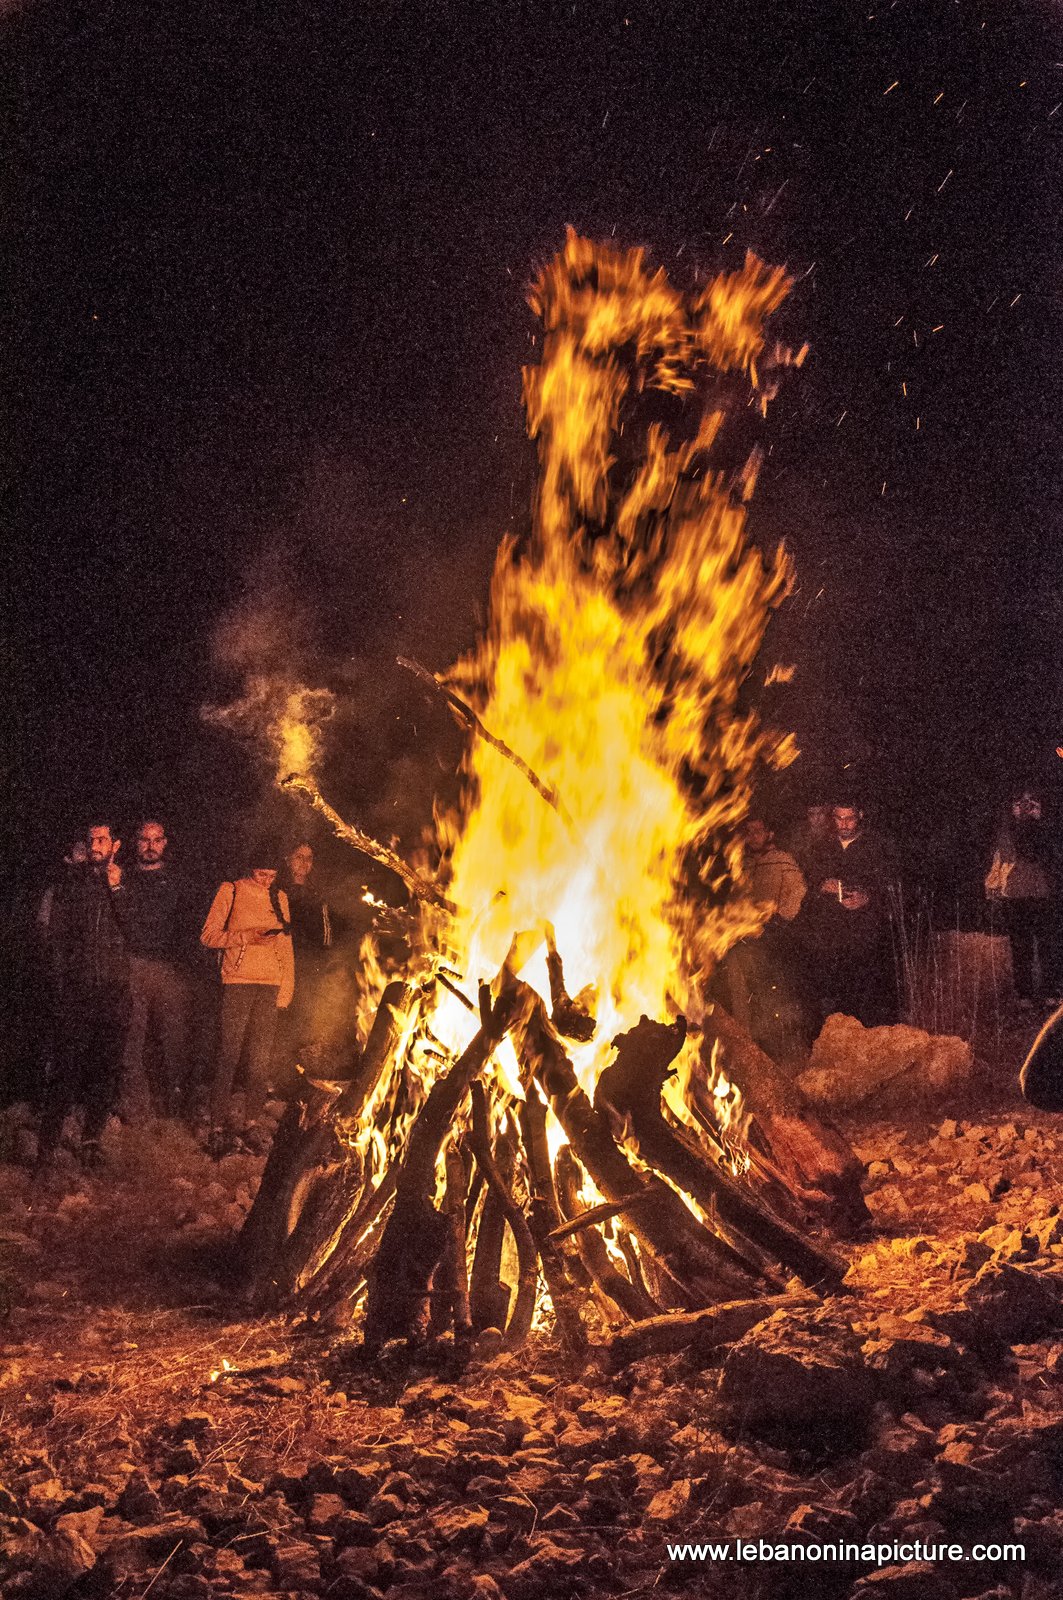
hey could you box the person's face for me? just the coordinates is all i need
[288,845,313,885]
[87,826,114,864]
[251,868,277,889]
[1012,794,1042,822]
[67,841,88,865]
[136,823,167,865]
[808,805,830,834]
[833,807,861,842]
[744,820,771,855]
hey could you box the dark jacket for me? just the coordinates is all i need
[110,865,195,964]
[281,881,334,960]
[46,866,128,996]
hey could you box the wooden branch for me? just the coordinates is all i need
[548,1192,651,1241]
[398,655,575,830]
[514,990,759,1306]
[468,1082,538,1347]
[362,983,519,1352]
[596,1015,847,1291]
[601,1292,818,1372]
[554,1146,659,1323]
[280,771,456,913]
[519,1084,589,1358]
[700,1005,870,1229]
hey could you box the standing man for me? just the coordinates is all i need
[200,841,294,1153]
[37,821,129,1177]
[798,802,896,1027]
[109,819,193,1118]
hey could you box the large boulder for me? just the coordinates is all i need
[718,1307,874,1448]
[799,1015,973,1114]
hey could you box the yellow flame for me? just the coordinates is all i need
[431,233,797,1097]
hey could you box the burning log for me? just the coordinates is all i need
[280,771,456,912]
[518,1082,589,1358]
[239,980,414,1306]
[362,981,520,1352]
[515,992,766,1306]
[700,1005,870,1230]
[554,1145,660,1322]
[596,1015,849,1291]
[467,1082,538,1345]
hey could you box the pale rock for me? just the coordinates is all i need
[800,1015,973,1113]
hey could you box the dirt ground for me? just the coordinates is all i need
[1,1020,1062,1600]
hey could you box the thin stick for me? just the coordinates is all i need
[280,771,456,913]
[398,655,575,830]
[548,1191,652,1241]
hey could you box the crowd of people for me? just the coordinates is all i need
[32,820,339,1178]
[716,787,1063,1060]
[23,782,1063,1185]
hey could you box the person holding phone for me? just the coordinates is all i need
[35,820,130,1180]
[200,839,294,1154]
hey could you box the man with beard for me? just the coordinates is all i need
[109,819,194,1117]
[36,821,129,1178]
[798,802,897,1027]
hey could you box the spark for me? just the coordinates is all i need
[836,410,847,426]
[901,381,907,396]
[1050,104,1062,118]
[936,169,953,192]
[931,324,943,333]
[1010,293,1022,308]
[916,416,920,429]
[883,80,899,96]
[904,207,913,221]
[881,481,887,496]
[933,91,944,105]
[893,315,904,326]
[925,253,939,267]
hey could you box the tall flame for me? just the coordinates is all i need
[431,232,799,1087]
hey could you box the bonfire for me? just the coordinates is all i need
[238,232,868,1362]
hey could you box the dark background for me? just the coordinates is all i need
[8,0,1063,903]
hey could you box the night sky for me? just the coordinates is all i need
[9,0,1063,894]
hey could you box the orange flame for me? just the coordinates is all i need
[430,232,797,1099]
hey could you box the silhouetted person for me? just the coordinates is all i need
[274,841,334,1087]
[109,819,195,1117]
[719,818,813,1058]
[36,822,129,1178]
[985,788,1060,1010]
[797,802,896,1027]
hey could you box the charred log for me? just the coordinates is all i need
[596,1015,848,1291]
[515,992,760,1306]
[554,1145,659,1322]
[468,1082,538,1346]
[362,984,518,1352]
[700,1004,870,1230]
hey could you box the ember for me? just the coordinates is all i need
[239,234,863,1353]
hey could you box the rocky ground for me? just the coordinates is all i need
[1,1025,1062,1600]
